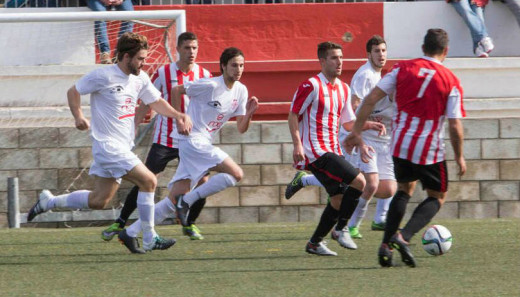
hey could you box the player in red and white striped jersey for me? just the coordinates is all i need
[288,42,368,256]
[102,32,211,244]
[345,29,466,267]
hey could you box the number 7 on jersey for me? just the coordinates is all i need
[417,68,436,98]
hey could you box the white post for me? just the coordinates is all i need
[7,177,20,228]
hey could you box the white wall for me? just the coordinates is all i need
[384,1,520,58]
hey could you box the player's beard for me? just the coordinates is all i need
[128,61,140,76]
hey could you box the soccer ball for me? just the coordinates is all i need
[421,225,453,256]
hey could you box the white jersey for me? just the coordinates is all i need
[175,76,248,141]
[351,61,393,143]
[151,63,212,148]
[76,65,161,148]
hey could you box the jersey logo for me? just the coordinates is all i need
[303,83,311,88]
[231,99,239,111]
[207,101,222,108]
[110,85,125,93]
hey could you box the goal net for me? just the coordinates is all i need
[0,10,186,223]
[0,9,186,128]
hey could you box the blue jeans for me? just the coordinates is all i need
[450,0,488,50]
[87,0,134,54]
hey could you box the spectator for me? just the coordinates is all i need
[448,0,494,57]
[88,0,134,64]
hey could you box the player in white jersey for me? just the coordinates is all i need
[339,35,397,239]
[101,32,212,243]
[27,33,191,254]
[121,47,258,237]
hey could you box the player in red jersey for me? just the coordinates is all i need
[345,29,466,267]
[289,41,368,256]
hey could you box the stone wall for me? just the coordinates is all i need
[0,119,519,228]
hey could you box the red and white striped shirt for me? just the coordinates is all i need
[151,63,212,148]
[377,56,465,165]
[290,73,356,169]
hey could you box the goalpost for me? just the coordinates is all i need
[0,10,186,224]
[0,10,186,125]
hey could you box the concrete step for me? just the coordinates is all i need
[1,97,518,127]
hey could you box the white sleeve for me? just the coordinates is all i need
[377,67,399,95]
[351,71,370,99]
[446,86,464,118]
[75,69,105,95]
[234,86,248,117]
[340,85,356,124]
[138,73,161,105]
[185,78,216,99]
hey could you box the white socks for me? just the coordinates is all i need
[127,197,176,238]
[374,197,392,224]
[137,191,156,244]
[301,174,323,187]
[183,173,237,207]
[47,190,90,210]
[348,197,369,228]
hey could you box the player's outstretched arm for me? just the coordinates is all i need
[448,118,466,176]
[149,98,192,135]
[236,96,259,133]
[67,85,90,131]
[288,111,305,164]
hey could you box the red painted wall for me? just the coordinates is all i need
[137,4,387,120]
[139,4,383,61]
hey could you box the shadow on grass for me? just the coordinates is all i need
[0,253,373,267]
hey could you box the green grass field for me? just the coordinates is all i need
[0,219,518,297]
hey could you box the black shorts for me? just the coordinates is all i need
[393,157,448,192]
[144,143,179,174]
[308,152,359,196]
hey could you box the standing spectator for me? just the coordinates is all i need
[88,0,134,64]
[448,0,495,57]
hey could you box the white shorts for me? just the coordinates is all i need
[341,139,395,181]
[168,137,229,189]
[89,140,141,183]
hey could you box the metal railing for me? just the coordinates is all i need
[1,0,404,8]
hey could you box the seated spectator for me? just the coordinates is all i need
[448,0,494,57]
[88,0,134,64]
